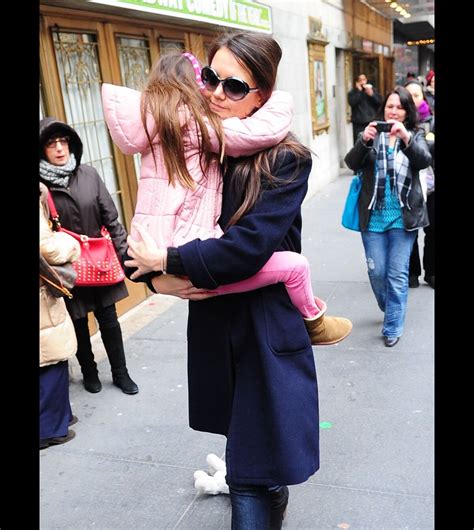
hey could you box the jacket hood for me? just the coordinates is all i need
[39,117,83,168]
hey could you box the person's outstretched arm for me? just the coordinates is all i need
[207,90,294,157]
[172,151,311,289]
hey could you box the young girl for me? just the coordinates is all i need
[102,51,352,345]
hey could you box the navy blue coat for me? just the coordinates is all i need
[176,151,320,487]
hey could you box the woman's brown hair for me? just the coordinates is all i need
[141,52,225,189]
[207,32,312,228]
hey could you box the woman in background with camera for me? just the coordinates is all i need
[344,86,432,347]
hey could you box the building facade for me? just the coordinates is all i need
[40,0,394,314]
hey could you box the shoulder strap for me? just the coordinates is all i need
[46,191,62,230]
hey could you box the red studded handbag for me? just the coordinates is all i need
[47,192,125,287]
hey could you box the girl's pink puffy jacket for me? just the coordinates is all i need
[101,84,293,248]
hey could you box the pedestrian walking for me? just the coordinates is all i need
[404,80,435,289]
[344,86,432,347]
[126,31,322,529]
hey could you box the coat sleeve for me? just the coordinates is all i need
[95,171,128,259]
[176,152,311,289]
[344,137,373,171]
[207,90,294,157]
[401,129,433,170]
[40,201,80,264]
[348,88,362,108]
[103,83,293,160]
[371,91,382,108]
[101,83,151,154]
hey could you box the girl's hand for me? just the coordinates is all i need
[125,223,166,279]
[388,120,411,146]
[362,122,378,143]
[151,274,218,301]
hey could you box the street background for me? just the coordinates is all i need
[40,170,434,529]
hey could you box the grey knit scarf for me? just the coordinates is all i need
[39,154,76,188]
[369,133,411,210]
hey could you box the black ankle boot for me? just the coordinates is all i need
[269,486,289,529]
[83,371,102,393]
[112,370,138,394]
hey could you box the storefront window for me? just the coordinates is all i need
[51,29,125,224]
[117,36,152,180]
[117,36,151,91]
[159,38,184,54]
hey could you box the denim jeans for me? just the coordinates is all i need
[361,228,417,338]
[229,484,288,530]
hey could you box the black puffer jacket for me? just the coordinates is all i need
[344,129,432,231]
[40,117,128,320]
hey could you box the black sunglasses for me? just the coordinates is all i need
[45,136,70,149]
[201,66,259,101]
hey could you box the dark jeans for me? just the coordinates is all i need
[229,484,287,530]
[409,192,435,278]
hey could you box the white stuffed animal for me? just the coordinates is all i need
[193,453,229,495]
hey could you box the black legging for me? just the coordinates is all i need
[73,304,120,373]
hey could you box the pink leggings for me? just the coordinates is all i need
[215,251,320,319]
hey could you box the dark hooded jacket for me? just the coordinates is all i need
[348,86,382,126]
[40,117,128,320]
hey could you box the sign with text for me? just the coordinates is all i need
[88,0,272,33]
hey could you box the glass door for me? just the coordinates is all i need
[40,13,149,317]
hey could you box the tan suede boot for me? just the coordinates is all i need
[304,297,353,345]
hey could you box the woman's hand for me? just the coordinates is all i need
[388,120,411,146]
[125,223,166,280]
[151,274,218,301]
[362,122,378,143]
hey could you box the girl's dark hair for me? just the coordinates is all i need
[207,32,311,227]
[377,86,419,130]
[140,51,225,189]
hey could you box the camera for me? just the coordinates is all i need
[374,121,392,133]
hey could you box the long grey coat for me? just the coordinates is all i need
[40,118,128,320]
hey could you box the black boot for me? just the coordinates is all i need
[100,326,139,395]
[73,317,102,393]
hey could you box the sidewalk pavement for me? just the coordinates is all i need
[40,171,434,529]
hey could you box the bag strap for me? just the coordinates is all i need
[81,238,116,272]
[40,273,74,299]
[46,191,62,230]
[39,254,74,299]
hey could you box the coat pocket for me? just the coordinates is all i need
[260,287,312,356]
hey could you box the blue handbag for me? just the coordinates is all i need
[341,174,362,231]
